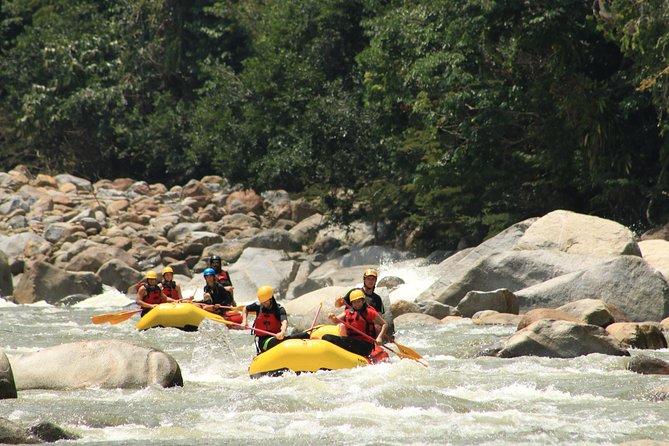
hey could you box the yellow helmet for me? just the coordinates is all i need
[162,266,174,276]
[363,268,378,278]
[257,285,274,303]
[145,271,158,280]
[349,289,365,302]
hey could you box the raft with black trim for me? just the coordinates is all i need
[135,302,242,331]
[248,325,389,378]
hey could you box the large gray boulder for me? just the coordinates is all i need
[65,245,139,272]
[283,286,349,330]
[513,209,641,257]
[456,288,519,318]
[515,256,669,322]
[97,259,143,292]
[227,248,299,300]
[0,351,16,399]
[496,320,630,358]
[418,249,606,306]
[10,340,183,390]
[417,218,537,302]
[245,229,300,252]
[12,261,103,304]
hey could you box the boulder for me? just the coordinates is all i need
[202,241,246,264]
[556,299,619,327]
[417,218,537,302]
[391,300,421,318]
[627,355,669,375]
[29,422,79,442]
[284,261,320,300]
[288,213,324,246]
[638,239,669,280]
[377,275,404,290]
[517,308,584,330]
[496,320,630,358]
[0,418,38,444]
[456,288,519,318]
[417,300,460,319]
[225,189,263,214]
[10,340,183,390]
[227,248,299,300]
[417,249,606,306]
[65,245,139,272]
[515,256,669,322]
[245,229,300,252]
[0,250,12,298]
[12,261,103,304]
[283,286,349,330]
[313,221,376,249]
[0,351,17,399]
[0,232,50,262]
[605,322,668,349]
[473,312,523,326]
[394,312,443,327]
[513,209,641,257]
[97,259,143,292]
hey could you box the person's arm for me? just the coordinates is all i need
[373,313,388,344]
[136,288,153,309]
[241,303,255,327]
[175,284,184,300]
[277,319,288,340]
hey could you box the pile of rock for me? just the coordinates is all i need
[0,165,410,307]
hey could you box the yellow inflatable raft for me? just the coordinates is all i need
[248,325,388,378]
[135,302,242,331]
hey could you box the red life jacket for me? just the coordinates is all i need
[253,307,281,335]
[161,280,178,300]
[215,270,229,283]
[345,304,377,342]
[143,283,165,305]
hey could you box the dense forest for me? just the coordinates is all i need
[1,0,668,253]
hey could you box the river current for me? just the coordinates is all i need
[2,281,669,445]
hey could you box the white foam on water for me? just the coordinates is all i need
[0,297,16,307]
[379,259,441,303]
[73,285,134,308]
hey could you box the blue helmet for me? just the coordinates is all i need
[203,268,216,277]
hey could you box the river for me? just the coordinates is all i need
[1,285,669,445]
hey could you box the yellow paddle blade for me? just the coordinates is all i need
[91,309,141,325]
[392,340,423,360]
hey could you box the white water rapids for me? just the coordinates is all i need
[2,273,669,445]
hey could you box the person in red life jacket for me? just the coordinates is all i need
[209,255,234,297]
[334,268,385,314]
[137,271,177,317]
[323,289,388,357]
[241,285,309,353]
[159,266,185,301]
[200,267,236,315]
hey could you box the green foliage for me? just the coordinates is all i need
[0,0,667,250]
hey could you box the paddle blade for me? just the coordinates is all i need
[91,309,141,325]
[393,341,423,360]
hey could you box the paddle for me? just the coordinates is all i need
[328,314,427,366]
[204,313,278,337]
[384,334,423,360]
[339,300,423,360]
[92,309,142,325]
[309,302,323,331]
